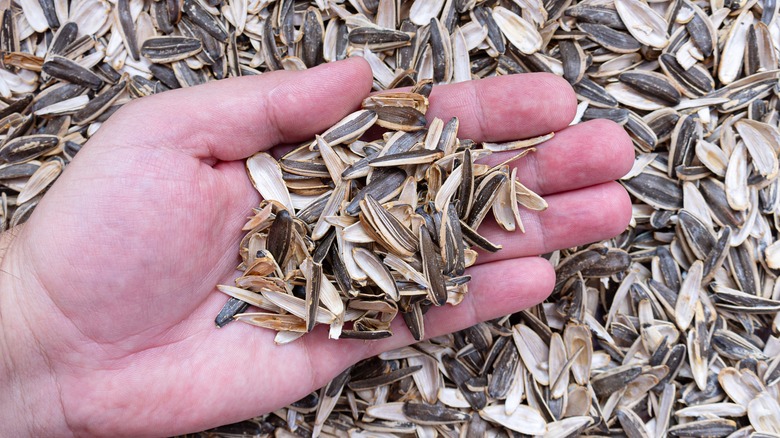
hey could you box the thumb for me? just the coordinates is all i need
[98,57,374,161]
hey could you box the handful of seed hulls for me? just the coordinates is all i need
[213,81,550,343]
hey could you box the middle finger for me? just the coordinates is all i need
[477,119,635,196]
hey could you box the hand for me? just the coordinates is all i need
[0,57,633,437]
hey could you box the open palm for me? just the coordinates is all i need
[0,58,633,437]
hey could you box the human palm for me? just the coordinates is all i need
[0,58,633,437]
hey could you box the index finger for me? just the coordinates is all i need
[425,73,578,141]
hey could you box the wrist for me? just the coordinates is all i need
[0,229,72,437]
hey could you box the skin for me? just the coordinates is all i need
[0,57,634,437]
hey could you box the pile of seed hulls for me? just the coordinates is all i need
[5,0,780,436]
[214,81,549,344]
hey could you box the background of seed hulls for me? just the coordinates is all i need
[3,0,780,435]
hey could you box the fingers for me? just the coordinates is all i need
[425,73,578,141]
[476,181,632,264]
[98,58,373,161]
[364,256,556,356]
[418,77,631,199]
[100,67,580,171]
[478,119,635,195]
